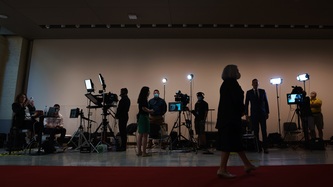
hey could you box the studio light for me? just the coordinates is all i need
[187,74,194,123]
[270,77,282,134]
[187,74,194,81]
[270,78,282,85]
[99,73,106,91]
[85,79,94,93]
[297,73,309,82]
[162,78,167,99]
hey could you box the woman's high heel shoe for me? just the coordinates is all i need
[244,165,258,173]
[217,169,236,178]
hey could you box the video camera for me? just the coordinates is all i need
[102,92,118,106]
[287,86,304,105]
[174,90,190,110]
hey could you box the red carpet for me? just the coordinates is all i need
[1,165,332,187]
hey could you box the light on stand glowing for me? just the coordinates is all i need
[84,79,94,92]
[187,74,194,80]
[297,73,309,81]
[270,78,282,85]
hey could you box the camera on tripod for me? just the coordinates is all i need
[103,92,118,106]
[174,90,190,111]
[287,86,304,105]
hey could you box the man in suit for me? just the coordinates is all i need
[245,79,270,153]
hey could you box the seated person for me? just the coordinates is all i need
[43,104,67,148]
[11,93,44,146]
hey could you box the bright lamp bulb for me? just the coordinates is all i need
[187,74,194,80]
[297,73,309,81]
[162,78,167,84]
[270,78,282,85]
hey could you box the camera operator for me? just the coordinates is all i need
[191,92,209,150]
[148,89,167,148]
[309,91,324,140]
[115,88,131,151]
[296,89,313,145]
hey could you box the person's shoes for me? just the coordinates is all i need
[136,152,142,156]
[244,165,258,173]
[264,149,269,154]
[217,169,236,178]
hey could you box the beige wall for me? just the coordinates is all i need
[17,39,333,140]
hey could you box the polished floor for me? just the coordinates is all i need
[1,142,333,167]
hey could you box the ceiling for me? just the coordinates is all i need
[1,0,333,40]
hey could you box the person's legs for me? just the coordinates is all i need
[237,151,258,172]
[219,151,230,171]
[251,116,261,150]
[142,133,151,156]
[316,113,324,139]
[136,133,143,155]
[118,118,128,150]
[259,117,268,152]
[217,151,236,178]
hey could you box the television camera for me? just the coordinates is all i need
[287,86,305,105]
[174,90,190,111]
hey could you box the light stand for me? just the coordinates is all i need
[187,74,194,124]
[296,73,310,149]
[270,78,282,134]
[162,78,167,99]
[297,73,309,93]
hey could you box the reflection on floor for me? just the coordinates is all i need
[1,143,333,167]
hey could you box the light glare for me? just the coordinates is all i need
[270,78,282,85]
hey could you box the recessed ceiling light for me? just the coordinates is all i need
[128,14,137,20]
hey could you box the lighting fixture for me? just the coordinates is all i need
[187,74,194,80]
[296,73,309,82]
[128,14,138,20]
[270,78,283,85]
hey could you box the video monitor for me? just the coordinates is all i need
[287,93,304,105]
[70,108,80,118]
[168,102,182,112]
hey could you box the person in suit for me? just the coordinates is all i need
[245,79,270,154]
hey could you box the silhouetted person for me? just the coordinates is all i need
[245,79,270,154]
[136,86,154,157]
[115,88,131,151]
[191,92,209,149]
[310,91,323,140]
[216,64,257,178]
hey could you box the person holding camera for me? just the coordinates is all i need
[245,78,270,154]
[191,92,209,149]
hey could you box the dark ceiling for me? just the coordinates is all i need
[1,0,333,40]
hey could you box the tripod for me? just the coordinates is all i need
[93,105,118,151]
[67,110,97,152]
[285,104,310,150]
[169,109,197,153]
